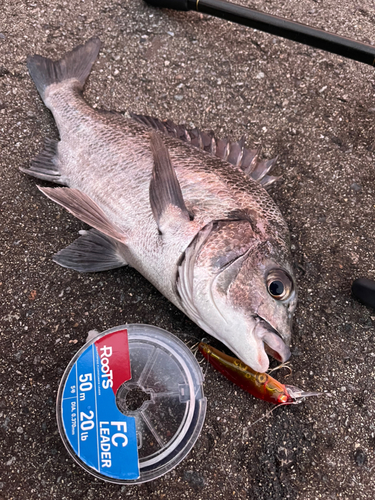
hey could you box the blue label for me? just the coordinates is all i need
[61,338,140,480]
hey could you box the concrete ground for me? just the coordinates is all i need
[1,0,374,498]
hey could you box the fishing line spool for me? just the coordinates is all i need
[57,324,206,483]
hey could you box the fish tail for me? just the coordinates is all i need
[27,37,101,102]
[21,38,101,183]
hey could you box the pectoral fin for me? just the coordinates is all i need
[38,187,126,243]
[149,132,191,233]
[53,229,128,272]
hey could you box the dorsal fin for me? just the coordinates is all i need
[131,113,280,188]
[149,132,191,233]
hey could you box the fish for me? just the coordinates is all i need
[22,37,297,372]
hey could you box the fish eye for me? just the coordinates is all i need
[266,269,293,301]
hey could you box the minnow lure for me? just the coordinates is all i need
[198,342,321,405]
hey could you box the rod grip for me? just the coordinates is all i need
[143,0,191,10]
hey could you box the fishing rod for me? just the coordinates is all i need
[144,0,375,67]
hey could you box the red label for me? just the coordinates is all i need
[94,329,131,394]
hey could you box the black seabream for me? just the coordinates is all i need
[23,38,297,372]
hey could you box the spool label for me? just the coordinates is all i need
[61,329,140,480]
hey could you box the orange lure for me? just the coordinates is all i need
[198,342,321,405]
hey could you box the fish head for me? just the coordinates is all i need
[183,219,297,372]
[218,239,297,371]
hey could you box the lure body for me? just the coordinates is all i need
[199,342,321,405]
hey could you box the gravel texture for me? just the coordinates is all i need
[1,1,375,499]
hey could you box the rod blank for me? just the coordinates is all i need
[145,0,375,67]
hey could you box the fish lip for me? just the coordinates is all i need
[264,343,284,363]
[254,316,291,363]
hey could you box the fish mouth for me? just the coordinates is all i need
[254,316,291,364]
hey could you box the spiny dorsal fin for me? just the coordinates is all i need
[38,187,126,243]
[131,113,280,188]
[149,132,191,233]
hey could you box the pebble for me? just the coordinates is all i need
[354,449,366,467]
[183,470,205,489]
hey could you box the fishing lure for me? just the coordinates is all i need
[198,342,321,405]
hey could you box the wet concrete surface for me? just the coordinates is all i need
[1,0,375,498]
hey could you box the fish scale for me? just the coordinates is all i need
[22,37,297,373]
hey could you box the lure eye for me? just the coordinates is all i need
[278,394,288,404]
[256,373,267,384]
[266,269,293,301]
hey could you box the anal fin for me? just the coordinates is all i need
[20,138,65,184]
[54,229,128,272]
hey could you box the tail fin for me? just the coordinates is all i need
[27,37,101,101]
